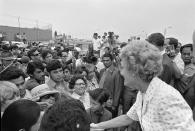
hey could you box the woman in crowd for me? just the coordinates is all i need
[86,64,99,91]
[91,40,195,131]
[1,99,41,131]
[69,75,90,109]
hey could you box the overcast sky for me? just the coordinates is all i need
[0,0,195,43]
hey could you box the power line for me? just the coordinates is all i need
[0,14,52,27]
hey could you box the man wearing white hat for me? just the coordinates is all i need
[31,84,60,110]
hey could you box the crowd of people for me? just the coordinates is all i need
[0,31,195,131]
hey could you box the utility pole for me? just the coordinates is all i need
[18,16,21,41]
[142,30,147,38]
[36,20,39,42]
[164,26,172,37]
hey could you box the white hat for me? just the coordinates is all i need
[31,84,59,101]
[75,47,81,52]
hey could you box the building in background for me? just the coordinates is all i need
[0,25,52,42]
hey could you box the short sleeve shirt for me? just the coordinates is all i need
[127,77,195,131]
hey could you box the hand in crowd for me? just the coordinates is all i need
[90,123,104,131]
[72,56,76,63]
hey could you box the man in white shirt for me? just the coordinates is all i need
[92,33,101,55]
[166,37,184,74]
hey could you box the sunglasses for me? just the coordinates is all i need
[33,53,40,56]
[40,94,55,100]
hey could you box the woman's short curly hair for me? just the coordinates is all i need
[69,75,87,89]
[0,81,19,109]
[120,40,163,82]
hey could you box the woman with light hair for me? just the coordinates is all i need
[0,81,20,113]
[91,40,195,131]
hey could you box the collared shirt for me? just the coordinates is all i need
[127,77,195,131]
[71,92,90,109]
[22,89,32,100]
[46,78,70,96]
[93,38,101,51]
[96,61,105,73]
[99,64,115,87]
[99,68,109,89]
[25,77,44,90]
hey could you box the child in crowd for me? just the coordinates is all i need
[87,88,113,131]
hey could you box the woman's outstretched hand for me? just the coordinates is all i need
[90,123,104,131]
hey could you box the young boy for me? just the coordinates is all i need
[87,88,113,131]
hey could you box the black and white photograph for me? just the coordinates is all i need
[0,0,195,131]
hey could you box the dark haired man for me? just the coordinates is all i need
[148,33,181,85]
[10,45,20,57]
[25,61,45,90]
[0,66,31,99]
[166,37,184,74]
[41,49,53,65]
[27,47,41,62]
[87,88,112,125]
[179,44,195,118]
[180,44,195,76]
[99,53,124,118]
[92,33,101,56]
[46,59,70,96]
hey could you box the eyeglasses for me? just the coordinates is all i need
[33,53,40,56]
[75,83,86,86]
[64,71,70,73]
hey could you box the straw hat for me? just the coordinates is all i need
[31,84,59,101]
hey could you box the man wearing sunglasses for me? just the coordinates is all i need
[31,84,60,111]
[27,47,41,62]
